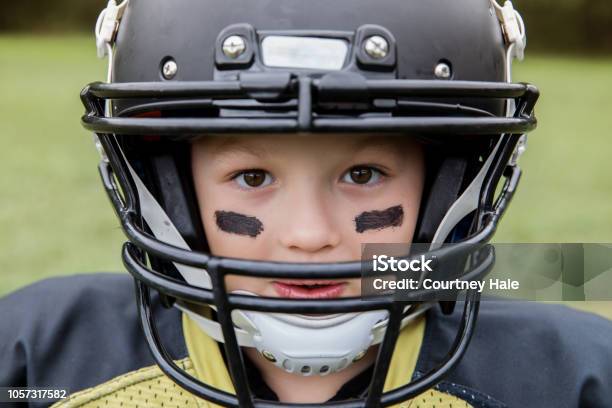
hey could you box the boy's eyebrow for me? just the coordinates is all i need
[209,137,269,159]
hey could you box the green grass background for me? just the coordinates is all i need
[1,36,611,318]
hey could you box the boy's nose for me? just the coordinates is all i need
[278,195,341,255]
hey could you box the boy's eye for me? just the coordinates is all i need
[342,166,383,185]
[235,170,273,188]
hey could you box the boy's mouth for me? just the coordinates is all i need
[272,280,347,299]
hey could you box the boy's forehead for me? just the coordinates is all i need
[199,133,415,157]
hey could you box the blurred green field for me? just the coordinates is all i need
[0,36,124,293]
[1,36,611,318]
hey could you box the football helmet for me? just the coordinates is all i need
[82,0,538,406]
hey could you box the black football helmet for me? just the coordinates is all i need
[81,0,538,406]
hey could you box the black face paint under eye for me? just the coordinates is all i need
[354,205,404,233]
[215,211,264,238]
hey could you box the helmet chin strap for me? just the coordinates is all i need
[178,300,393,376]
[177,294,429,376]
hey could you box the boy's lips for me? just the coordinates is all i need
[272,280,347,299]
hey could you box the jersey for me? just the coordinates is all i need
[1,273,611,407]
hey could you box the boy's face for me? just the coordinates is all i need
[192,134,424,298]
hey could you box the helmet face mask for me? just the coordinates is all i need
[84,0,538,406]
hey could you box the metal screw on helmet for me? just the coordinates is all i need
[222,35,247,59]
[261,350,277,362]
[434,62,452,79]
[363,35,389,59]
[353,349,367,362]
[161,59,178,80]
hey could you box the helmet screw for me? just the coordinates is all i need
[222,35,247,59]
[261,350,277,363]
[353,350,367,362]
[161,59,178,80]
[363,35,389,59]
[434,62,452,79]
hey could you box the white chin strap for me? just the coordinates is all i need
[178,298,422,376]
[240,308,388,375]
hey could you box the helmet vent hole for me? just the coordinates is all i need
[301,365,311,374]
[319,365,330,374]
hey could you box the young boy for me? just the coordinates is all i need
[2,0,612,407]
[190,133,425,403]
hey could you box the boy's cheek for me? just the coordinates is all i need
[348,199,420,241]
[206,227,270,260]
[215,210,264,238]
